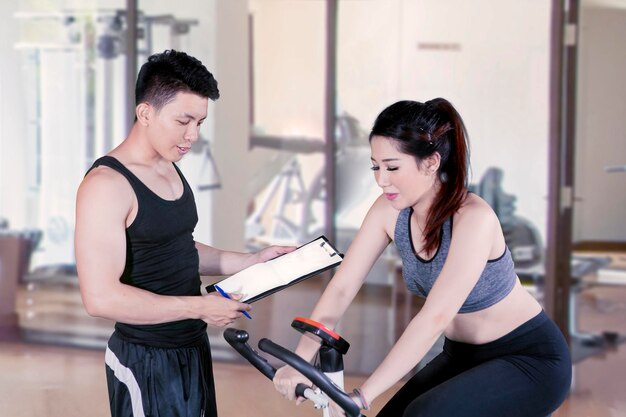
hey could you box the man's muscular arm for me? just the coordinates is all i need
[75,168,248,326]
[195,242,296,277]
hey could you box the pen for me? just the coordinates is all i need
[214,285,252,319]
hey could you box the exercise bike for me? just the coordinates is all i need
[224,317,362,417]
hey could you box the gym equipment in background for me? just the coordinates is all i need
[246,112,376,246]
[246,112,393,285]
[469,167,544,271]
[13,8,204,269]
[188,135,222,191]
[11,7,208,348]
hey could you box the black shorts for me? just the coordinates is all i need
[105,330,217,417]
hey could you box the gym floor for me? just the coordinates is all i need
[1,257,625,417]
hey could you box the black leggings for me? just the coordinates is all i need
[377,311,571,417]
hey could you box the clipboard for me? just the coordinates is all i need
[206,235,343,303]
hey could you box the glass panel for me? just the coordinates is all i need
[1,1,557,375]
[1,0,217,347]
[2,1,216,268]
[570,0,626,357]
[335,0,552,373]
[7,0,127,269]
[574,3,626,244]
[0,0,129,345]
[337,0,552,272]
[246,0,328,249]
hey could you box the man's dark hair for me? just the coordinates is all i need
[135,49,220,111]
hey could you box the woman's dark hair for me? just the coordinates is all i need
[369,98,470,254]
[135,49,220,111]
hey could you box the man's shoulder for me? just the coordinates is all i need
[78,163,134,205]
[83,163,126,186]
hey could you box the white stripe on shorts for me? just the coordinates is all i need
[105,346,146,417]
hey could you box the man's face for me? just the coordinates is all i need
[147,91,209,162]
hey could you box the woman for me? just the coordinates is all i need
[273,98,571,417]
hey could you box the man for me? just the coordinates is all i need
[75,50,292,417]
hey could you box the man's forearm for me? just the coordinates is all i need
[196,241,256,276]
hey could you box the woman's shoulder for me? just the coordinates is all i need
[451,192,506,257]
[365,194,403,235]
[369,194,404,217]
[454,192,499,228]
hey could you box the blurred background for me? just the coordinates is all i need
[0,0,625,416]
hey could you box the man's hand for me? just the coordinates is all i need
[199,293,252,326]
[252,245,297,264]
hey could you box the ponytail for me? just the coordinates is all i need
[421,98,469,254]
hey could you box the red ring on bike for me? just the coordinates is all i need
[293,317,341,340]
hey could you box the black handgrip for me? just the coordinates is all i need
[223,328,276,380]
[259,338,361,417]
[295,383,309,398]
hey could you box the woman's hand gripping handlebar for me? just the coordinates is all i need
[223,328,362,417]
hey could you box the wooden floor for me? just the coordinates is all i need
[1,260,626,416]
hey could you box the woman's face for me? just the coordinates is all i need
[370,135,438,210]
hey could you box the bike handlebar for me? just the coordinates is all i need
[224,328,362,417]
[223,329,327,407]
[223,327,275,379]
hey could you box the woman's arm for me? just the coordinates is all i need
[296,196,395,359]
[273,196,394,400]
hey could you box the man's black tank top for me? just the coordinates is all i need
[88,156,207,347]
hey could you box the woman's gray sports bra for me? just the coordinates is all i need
[394,207,517,313]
